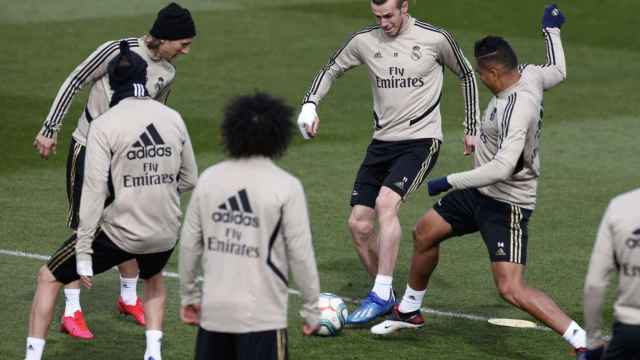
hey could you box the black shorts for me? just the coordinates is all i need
[194,327,288,360]
[602,321,640,360]
[66,138,86,230]
[433,188,532,265]
[350,138,440,208]
[47,230,174,284]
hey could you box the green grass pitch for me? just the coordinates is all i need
[1,0,638,359]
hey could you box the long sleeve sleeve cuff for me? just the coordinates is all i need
[40,125,57,138]
[75,252,92,264]
[180,290,202,306]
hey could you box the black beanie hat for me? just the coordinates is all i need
[108,41,149,107]
[149,2,196,40]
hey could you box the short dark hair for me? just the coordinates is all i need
[221,92,293,159]
[371,0,404,9]
[474,36,518,70]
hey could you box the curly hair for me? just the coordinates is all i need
[221,92,294,159]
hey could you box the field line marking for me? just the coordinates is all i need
[0,248,550,332]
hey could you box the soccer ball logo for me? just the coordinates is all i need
[316,293,348,336]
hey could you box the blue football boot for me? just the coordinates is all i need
[346,291,396,325]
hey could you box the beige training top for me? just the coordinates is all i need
[584,188,640,347]
[76,97,197,261]
[179,157,320,333]
[448,28,566,210]
[303,15,479,141]
[39,37,175,145]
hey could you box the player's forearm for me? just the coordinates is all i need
[448,156,515,190]
[540,28,567,88]
[583,283,607,348]
[75,192,106,262]
[179,206,204,304]
[40,75,84,138]
[284,191,320,325]
[290,253,321,326]
[179,239,203,305]
[301,65,341,106]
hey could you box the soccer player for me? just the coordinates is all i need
[31,2,196,337]
[371,4,590,359]
[296,0,479,324]
[24,41,198,360]
[583,188,640,359]
[179,93,321,360]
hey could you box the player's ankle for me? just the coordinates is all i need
[372,274,393,300]
[63,288,81,317]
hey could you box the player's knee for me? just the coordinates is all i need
[348,214,374,239]
[412,225,435,253]
[496,280,523,306]
[36,265,56,284]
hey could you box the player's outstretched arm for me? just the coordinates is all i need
[298,31,363,140]
[35,39,132,158]
[430,97,534,196]
[535,4,567,90]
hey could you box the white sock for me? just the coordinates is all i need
[25,337,45,360]
[120,276,139,305]
[562,321,586,349]
[371,274,393,300]
[63,288,81,317]
[398,285,426,313]
[144,330,163,360]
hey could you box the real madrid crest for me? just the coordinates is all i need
[411,45,421,61]
[155,76,165,92]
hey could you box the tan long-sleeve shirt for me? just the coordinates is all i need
[447,28,566,209]
[39,37,175,145]
[179,157,320,333]
[584,188,640,348]
[76,97,197,262]
[303,15,479,141]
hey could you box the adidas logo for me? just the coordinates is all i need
[495,248,506,256]
[212,189,260,227]
[126,124,172,160]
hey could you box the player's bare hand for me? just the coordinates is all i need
[80,275,93,289]
[304,117,320,138]
[180,304,201,326]
[302,323,320,336]
[463,135,476,155]
[33,134,57,159]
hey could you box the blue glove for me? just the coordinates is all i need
[542,4,565,29]
[427,177,452,196]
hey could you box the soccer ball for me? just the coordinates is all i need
[316,293,348,336]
